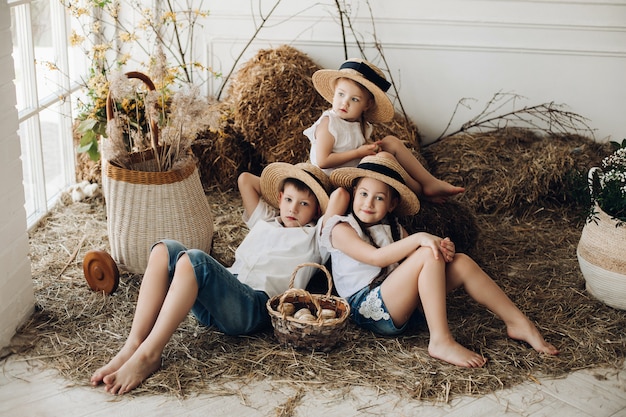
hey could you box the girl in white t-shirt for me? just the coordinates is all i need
[90,162,330,395]
[320,152,559,368]
[304,58,464,203]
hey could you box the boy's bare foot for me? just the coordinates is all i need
[507,318,560,355]
[102,349,161,395]
[90,343,139,386]
[428,337,487,368]
[423,179,465,204]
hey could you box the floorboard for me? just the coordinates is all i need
[1,356,625,416]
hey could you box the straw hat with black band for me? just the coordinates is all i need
[312,59,395,123]
[330,154,420,216]
[260,162,332,214]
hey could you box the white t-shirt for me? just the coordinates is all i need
[304,109,373,175]
[319,213,398,298]
[228,199,322,298]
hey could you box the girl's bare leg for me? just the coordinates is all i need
[90,243,172,386]
[378,137,465,202]
[101,254,199,395]
[381,248,486,368]
[445,254,559,355]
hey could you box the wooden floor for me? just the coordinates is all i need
[1,356,625,416]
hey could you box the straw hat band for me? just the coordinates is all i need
[329,154,420,216]
[339,61,391,93]
[311,59,395,123]
[357,162,405,185]
[301,167,328,190]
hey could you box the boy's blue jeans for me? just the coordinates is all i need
[158,239,271,336]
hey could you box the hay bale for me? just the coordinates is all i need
[192,101,263,191]
[73,121,101,183]
[372,112,422,152]
[373,112,428,168]
[225,45,425,168]
[401,199,479,254]
[225,45,328,165]
[75,150,101,184]
[421,128,611,215]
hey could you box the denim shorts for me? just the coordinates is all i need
[347,285,425,336]
[157,239,271,336]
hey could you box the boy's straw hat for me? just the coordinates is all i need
[330,154,420,216]
[312,59,395,123]
[261,162,331,213]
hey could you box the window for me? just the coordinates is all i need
[10,0,85,228]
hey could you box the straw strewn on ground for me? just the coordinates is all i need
[12,155,626,402]
[13,46,626,404]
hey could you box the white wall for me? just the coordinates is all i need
[198,0,626,143]
[0,2,34,350]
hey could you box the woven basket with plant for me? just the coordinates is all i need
[586,139,626,226]
[577,139,626,309]
[102,71,214,274]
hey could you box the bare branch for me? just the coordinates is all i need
[216,0,282,100]
[432,91,595,145]
[334,0,348,60]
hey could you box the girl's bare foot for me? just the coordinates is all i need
[102,349,161,395]
[428,337,487,368]
[507,318,559,355]
[423,179,465,203]
[90,342,139,386]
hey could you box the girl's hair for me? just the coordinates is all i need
[350,178,403,289]
[357,81,374,134]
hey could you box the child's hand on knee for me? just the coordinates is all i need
[440,237,455,262]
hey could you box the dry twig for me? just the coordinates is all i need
[434,91,595,144]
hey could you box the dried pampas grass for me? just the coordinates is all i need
[105,72,212,173]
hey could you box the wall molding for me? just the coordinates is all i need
[206,36,626,60]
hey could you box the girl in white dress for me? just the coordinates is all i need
[320,152,559,368]
[304,58,464,203]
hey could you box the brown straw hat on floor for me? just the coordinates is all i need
[312,59,395,123]
[330,154,420,216]
[261,162,331,213]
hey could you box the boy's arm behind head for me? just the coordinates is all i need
[321,187,351,228]
[237,172,262,217]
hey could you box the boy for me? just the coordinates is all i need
[90,162,331,395]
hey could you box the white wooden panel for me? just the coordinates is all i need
[0,0,33,351]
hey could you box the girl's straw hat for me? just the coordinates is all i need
[330,154,420,216]
[261,162,332,213]
[312,59,395,123]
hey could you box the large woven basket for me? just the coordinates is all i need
[266,263,350,352]
[577,167,626,310]
[102,72,214,274]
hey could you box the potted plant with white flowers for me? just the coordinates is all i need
[577,139,626,309]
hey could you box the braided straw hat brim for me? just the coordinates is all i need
[330,155,420,216]
[260,162,331,213]
[312,67,395,123]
